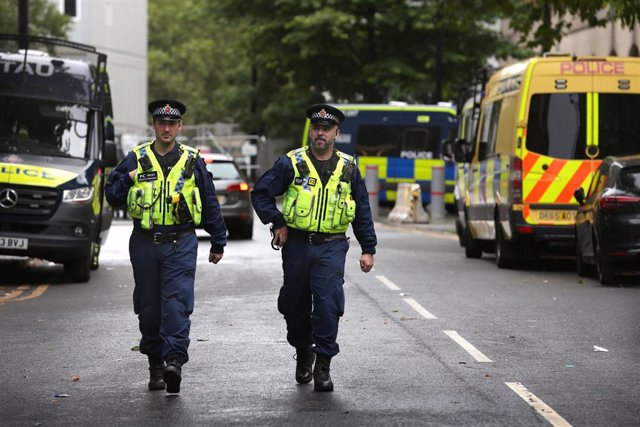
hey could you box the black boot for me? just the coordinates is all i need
[313,354,334,392]
[147,354,165,391]
[295,346,315,384]
[163,358,182,394]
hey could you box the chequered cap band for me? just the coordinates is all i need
[153,104,181,117]
[311,108,338,123]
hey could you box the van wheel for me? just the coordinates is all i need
[464,224,482,259]
[495,222,515,269]
[596,245,615,285]
[64,256,91,283]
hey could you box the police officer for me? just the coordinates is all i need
[251,104,377,392]
[105,99,227,394]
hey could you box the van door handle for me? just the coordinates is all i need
[542,164,549,171]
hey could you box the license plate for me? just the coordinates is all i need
[0,236,29,250]
[530,209,576,222]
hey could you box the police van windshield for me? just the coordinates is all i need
[0,96,90,159]
[526,93,640,159]
[355,125,441,159]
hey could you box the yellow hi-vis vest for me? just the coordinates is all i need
[282,147,356,233]
[126,142,202,230]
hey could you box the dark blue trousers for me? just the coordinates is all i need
[129,232,197,364]
[278,237,349,358]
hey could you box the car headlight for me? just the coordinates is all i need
[63,186,95,204]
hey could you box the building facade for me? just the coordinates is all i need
[53,0,148,136]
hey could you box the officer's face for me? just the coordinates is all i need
[153,119,182,145]
[309,123,339,155]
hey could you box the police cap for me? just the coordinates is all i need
[148,99,187,121]
[306,104,345,126]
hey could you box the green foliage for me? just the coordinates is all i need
[0,0,70,38]
[506,0,640,52]
[148,0,640,139]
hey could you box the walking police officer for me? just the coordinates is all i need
[251,104,377,392]
[105,99,227,394]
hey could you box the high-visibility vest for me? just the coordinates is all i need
[127,142,202,229]
[282,147,356,233]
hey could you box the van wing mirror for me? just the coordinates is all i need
[573,187,585,205]
[453,138,473,163]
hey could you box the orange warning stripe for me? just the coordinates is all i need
[522,152,540,178]
[526,159,566,203]
[555,161,599,203]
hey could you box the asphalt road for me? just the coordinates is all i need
[0,216,639,426]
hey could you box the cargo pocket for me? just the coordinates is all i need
[294,191,315,229]
[127,188,143,216]
[340,199,356,225]
[282,188,297,223]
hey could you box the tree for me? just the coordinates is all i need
[505,0,640,52]
[216,0,516,139]
[0,0,70,38]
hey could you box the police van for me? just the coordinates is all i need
[301,103,459,209]
[453,55,640,267]
[0,35,118,282]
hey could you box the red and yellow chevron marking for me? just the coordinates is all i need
[522,151,600,225]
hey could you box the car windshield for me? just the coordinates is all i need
[206,161,242,180]
[0,96,90,158]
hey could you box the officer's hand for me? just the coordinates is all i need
[273,226,288,248]
[209,252,223,264]
[128,169,137,180]
[360,253,374,273]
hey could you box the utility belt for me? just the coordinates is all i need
[133,228,194,244]
[288,228,348,245]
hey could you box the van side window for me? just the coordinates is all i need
[526,94,587,159]
[478,100,501,159]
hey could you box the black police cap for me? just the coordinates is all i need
[306,104,345,126]
[148,99,187,121]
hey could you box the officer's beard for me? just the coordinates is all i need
[312,138,334,157]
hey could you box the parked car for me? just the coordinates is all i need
[574,155,640,284]
[201,153,253,239]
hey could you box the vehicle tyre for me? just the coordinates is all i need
[463,223,482,259]
[228,223,253,240]
[576,241,594,277]
[64,256,91,283]
[455,218,465,247]
[495,221,515,269]
[596,245,615,285]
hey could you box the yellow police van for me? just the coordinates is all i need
[0,35,118,282]
[453,55,640,267]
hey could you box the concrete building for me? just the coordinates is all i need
[53,0,148,136]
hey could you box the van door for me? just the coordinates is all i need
[521,60,597,227]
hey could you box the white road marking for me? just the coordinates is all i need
[443,330,492,362]
[376,275,401,291]
[505,382,572,427]
[403,298,437,319]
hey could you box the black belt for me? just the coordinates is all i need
[133,228,194,244]
[288,228,348,245]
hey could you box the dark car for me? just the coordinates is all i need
[202,153,253,239]
[574,155,640,284]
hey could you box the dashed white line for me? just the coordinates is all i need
[505,382,572,427]
[375,275,401,291]
[443,330,493,362]
[403,297,438,319]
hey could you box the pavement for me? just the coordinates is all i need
[374,208,458,235]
